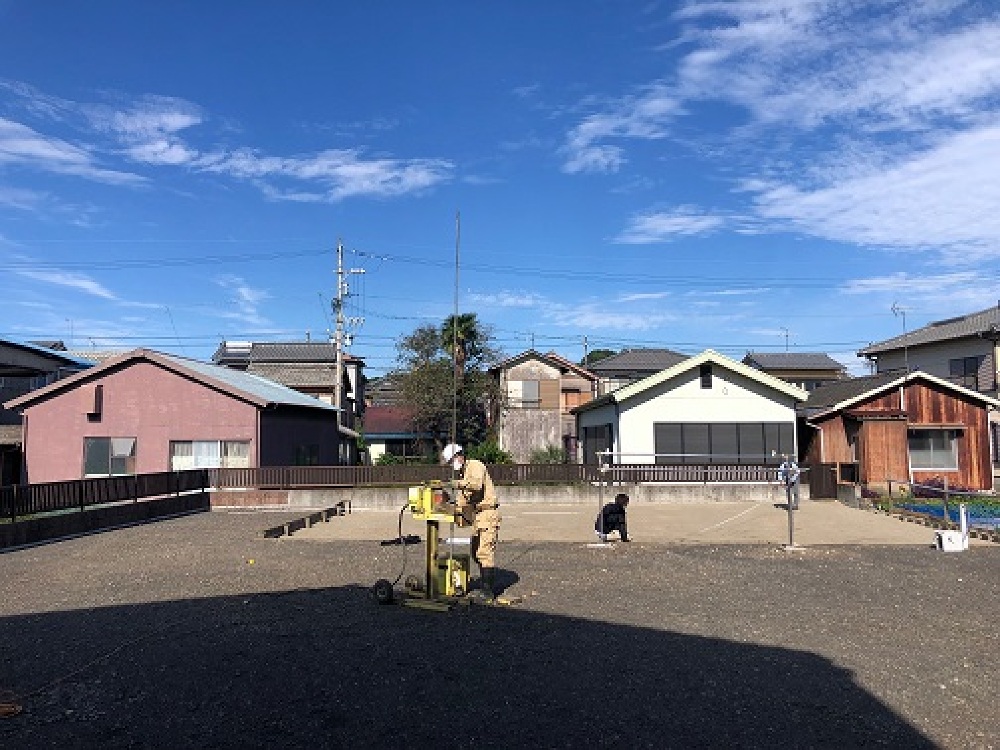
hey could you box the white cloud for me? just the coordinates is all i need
[615,207,725,243]
[85,95,203,166]
[750,125,1000,258]
[0,117,143,185]
[841,270,1000,316]
[619,291,671,302]
[560,85,682,174]
[0,185,45,210]
[16,268,117,299]
[199,147,454,201]
[467,291,546,309]
[215,275,271,325]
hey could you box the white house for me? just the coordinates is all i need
[572,350,809,464]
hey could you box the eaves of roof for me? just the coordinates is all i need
[805,370,1000,422]
[858,305,1000,355]
[4,349,338,412]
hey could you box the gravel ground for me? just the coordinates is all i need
[0,510,997,749]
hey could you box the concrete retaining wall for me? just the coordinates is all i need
[244,482,811,510]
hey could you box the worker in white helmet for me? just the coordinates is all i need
[441,443,501,600]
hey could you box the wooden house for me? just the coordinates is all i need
[801,371,999,492]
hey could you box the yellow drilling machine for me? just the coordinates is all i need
[373,481,473,611]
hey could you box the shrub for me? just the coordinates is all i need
[466,441,514,464]
[529,445,567,464]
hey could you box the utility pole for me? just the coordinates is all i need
[333,240,365,463]
[583,335,588,366]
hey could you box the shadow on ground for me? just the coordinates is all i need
[0,584,934,749]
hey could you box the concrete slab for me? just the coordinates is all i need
[290,500,974,547]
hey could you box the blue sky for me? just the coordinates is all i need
[2,1,1000,376]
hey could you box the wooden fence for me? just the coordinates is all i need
[2,462,796,522]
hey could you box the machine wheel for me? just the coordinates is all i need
[373,579,395,605]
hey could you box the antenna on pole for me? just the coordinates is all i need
[891,302,908,372]
[451,211,460,448]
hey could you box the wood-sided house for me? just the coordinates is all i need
[800,370,1000,492]
[4,349,342,484]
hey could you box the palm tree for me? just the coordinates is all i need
[441,313,480,379]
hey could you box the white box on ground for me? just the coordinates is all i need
[934,504,969,552]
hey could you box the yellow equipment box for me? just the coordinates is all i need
[408,482,459,523]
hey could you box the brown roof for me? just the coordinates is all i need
[363,405,425,436]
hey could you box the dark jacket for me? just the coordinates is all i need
[596,501,627,533]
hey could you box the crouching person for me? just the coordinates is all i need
[596,492,631,542]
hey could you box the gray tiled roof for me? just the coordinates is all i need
[743,352,845,371]
[801,372,900,412]
[859,305,1000,355]
[213,341,362,364]
[588,348,688,374]
[247,363,338,389]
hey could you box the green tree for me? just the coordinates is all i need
[396,314,503,453]
[581,349,616,367]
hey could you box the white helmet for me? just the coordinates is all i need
[441,443,463,463]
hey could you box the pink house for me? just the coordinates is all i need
[4,349,342,484]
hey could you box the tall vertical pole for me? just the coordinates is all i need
[334,240,345,464]
[451,212,460,448]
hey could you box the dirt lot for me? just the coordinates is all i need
[1,509,997,749]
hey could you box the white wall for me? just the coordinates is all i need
[618,368,799,461]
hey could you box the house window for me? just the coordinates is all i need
[295,444,320,466]
[170,440,251,470]
[908,429,958,470]
[83,437,136,477]
[654,422,793,464]
[581,424,613,464]
[948,356,982,390]
[700,364,712,389]
[507,380,540,409]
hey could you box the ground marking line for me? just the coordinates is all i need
[519,511,581,515]
[696,504,759,534]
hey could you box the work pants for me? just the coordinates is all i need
[470,507,501,568]
[785,482,800,510]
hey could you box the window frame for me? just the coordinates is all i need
[83,436,137,478]
[907,428,959,471]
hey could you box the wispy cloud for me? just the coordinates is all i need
[215,275,271,325]
[619,291,670,302]
[15,268,117,299]
[198,148,453,202]
[85,95,203,166]
[841,271,1000,315]
[0,117,143,185]
[1,81,453,202]
[560,84,682,174]
[0,185,45,210]
[563,3,1000,257]
[615,206,725,243]
[749,125,1000,258]
[467,291,546,309]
